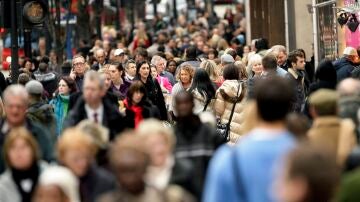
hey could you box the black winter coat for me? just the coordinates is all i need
[64,96,128,140]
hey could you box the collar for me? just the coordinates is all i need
[85,103,104,115]
[288,68,300,79]
[312,116,340,128]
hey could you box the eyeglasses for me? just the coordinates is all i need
[73,62,84,67]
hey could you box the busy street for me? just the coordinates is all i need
[0,0,360,202]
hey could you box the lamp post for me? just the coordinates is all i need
[10,0,19,82]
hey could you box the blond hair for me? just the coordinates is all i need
[57,128,97,160]
[137,119,176,150]
[4,127,40,167]
[176,64,195,82]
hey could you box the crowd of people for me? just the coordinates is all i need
[0,2,360,202]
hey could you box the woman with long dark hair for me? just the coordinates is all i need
[189,69,216,114]
[135,61,168,120]
[50,76,78,136]
[121,81,160,128]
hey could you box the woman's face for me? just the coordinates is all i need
[244,46,250,54]
[62,149,91,177]
[208,53,215,60]
[180,70,191,84]
[167,62,177,74]
[150,67,158,79]
[145,134,170,167]
[139,64,150,80]
[127,63,137,77]
[252,62,263,75]
[102,73,112,90]
[58,79,70,95]
[25,61,33,70]
[8,138,34,170]
[132,91,144,105]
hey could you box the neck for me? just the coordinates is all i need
[88,102,101,110]
[257,120,286,130]
[183,82,191,89]
[141,77,147,83]
[113,78,123,86]
[8,120,25,129]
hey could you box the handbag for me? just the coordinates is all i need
[216,81,245,141]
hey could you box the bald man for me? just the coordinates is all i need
[337,78,360,128]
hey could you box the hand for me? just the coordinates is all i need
[70,70,76,80]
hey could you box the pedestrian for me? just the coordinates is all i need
[203,76,296,202]
[33,166,80,202]
[124,59,137,82]
[308,89,356,166]
[50,76,78,136]
[108,62,131,99]
[121,81,160,128]
[200,60,223,88]
[189,69,216,115]
[214,64,247,144]
[25,80,57,143]
[180,46,201,69]
[247,54,263,78]
[97,133,165,202]
[65,71,127,140]
[92,49,108,71]
[150,65,172,94]
[57,128,116,202]
[173,91,224,200]
[170,64,195,117]
[33,62,59,98]
[0,85,53,173]
[333,47,359,82]
[166,60,177,76]
[276,144,340,202]
[135,61,168,120]
[70,55,87,91]
[287,50,307,112]
[0,127,44,202]
[151,55,176,85]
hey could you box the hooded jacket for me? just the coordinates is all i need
[214,80,247,144]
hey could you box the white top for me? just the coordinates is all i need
[85,103,104,124]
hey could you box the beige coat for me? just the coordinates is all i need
[214,80,247,144]
[307,117,357,166]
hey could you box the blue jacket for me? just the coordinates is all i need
[333,57,356,82]
[50,95,70,136]
[203,129,296,202]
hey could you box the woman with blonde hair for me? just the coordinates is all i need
[169,64,195,117]
[200,60,223,88]
[0,127,44,202]
[247,54,263,78]
[57,128,116,202]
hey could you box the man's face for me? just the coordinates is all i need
[4,96,27,126]
[83,80,103,106]
[156,60,166,73]
[293,56,305,71]
[126,63,137,77]
[115,150,147,194]
[277,51,287,66]
[175,94,193,118]
[72,57,86,76]
[96,51,106,64]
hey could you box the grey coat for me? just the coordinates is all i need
[0,171,21,202]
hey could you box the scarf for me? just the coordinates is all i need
[11,163,39,202]
[124,99,143,128]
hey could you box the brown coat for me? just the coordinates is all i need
[214,80,247,144]
[307,117,357,166]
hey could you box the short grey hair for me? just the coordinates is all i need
[3,84,29,105]
[83,70,105,90]
[270,45,287,55]
[151,55,166,66]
